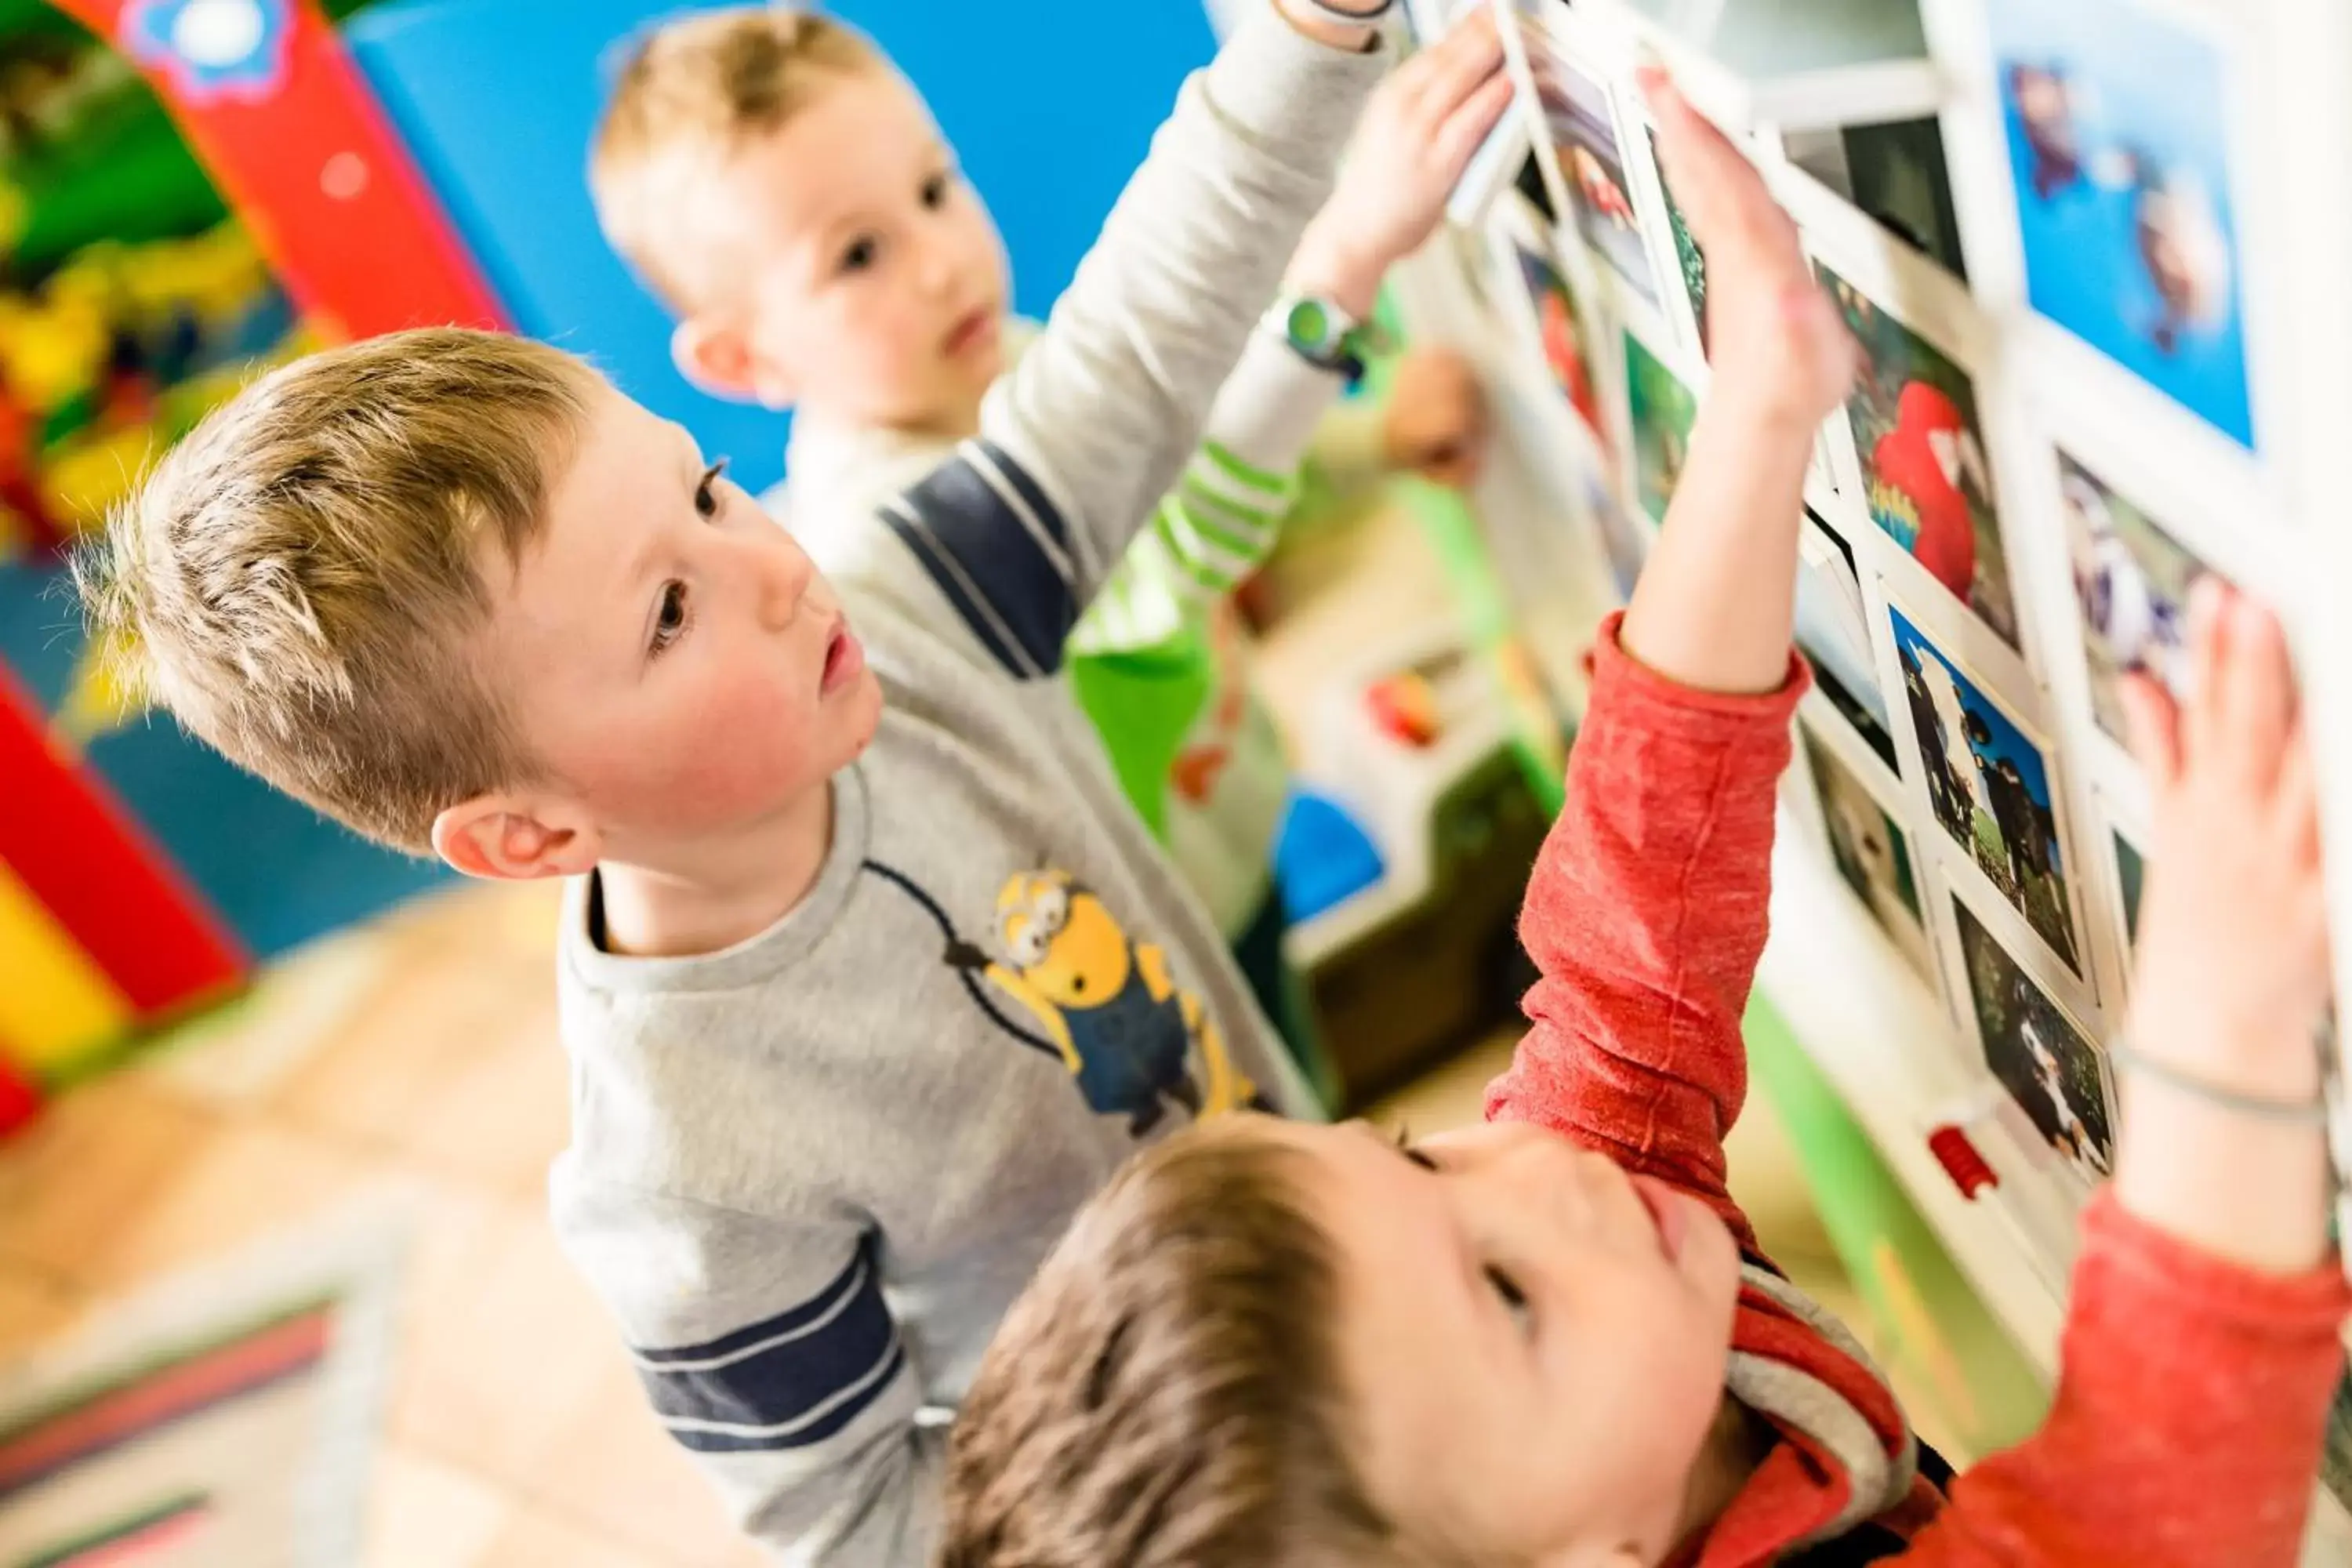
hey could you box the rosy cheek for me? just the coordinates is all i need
[608,666,816,823]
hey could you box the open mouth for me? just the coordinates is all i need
[821,622,866,695]
[943,307,999,361]
[1628,1174,1688,1262]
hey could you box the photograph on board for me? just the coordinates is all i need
[1795,510,1899,771]
[1625,332,1697,525]
[2061,449,2216,744]
[1590,474,1651,603]
[1806,729,1936,983]
[1785,120,1969,281]
[1646,127,1707,351]
[1519,20,1661,307]
[1826,265,2020,648]
[1986,0,2253,447]
[1503,216,1606,444]
[2113,829,2144,950]
[1955,896,2114,1186]
[1893,608,2082,974]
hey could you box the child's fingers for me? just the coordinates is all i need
[2119,672,2183,793]
[2177,574,2228,768]
[1410,5,1502,112]
[1428,71,1516,181]
[1641,70,1729,236]
[2276,724,2323,869]
[2212,592,2297,795]
[1643,68,1777,256]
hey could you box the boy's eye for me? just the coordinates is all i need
[1389,1125,1439,1172]
[695,459,729,521]
[840,235,879,274]
[1486,1265,1532,1334]
[920,172,951,210]
[652,581,689,655]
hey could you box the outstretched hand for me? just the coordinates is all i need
[2123,580,2331,1103]
[1289,9,1513,318]
[1643,70,1858,427]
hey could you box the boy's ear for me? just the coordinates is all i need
[431,793,601,882]
[672,316,792,409]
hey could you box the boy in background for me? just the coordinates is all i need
[590,4,1494,1096]
[81,8,1511,1561]
[941,74,2350,1568]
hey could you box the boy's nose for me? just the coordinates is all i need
[752,536,814,631]
[915,238,960,297]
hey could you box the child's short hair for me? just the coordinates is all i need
[942,1120,1456,1567]
[590,5,885,311]
[76,327,597,853]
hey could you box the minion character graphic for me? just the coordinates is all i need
[950,869,1256,1136]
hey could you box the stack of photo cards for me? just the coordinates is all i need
[1494,0,1674,321]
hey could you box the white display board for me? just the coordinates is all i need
[1385,0,2352,1553]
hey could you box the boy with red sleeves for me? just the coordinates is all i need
[938,71,2350,1568]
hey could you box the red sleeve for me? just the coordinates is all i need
[1892,1192,2350,1566]
[1484,615,1806,1249]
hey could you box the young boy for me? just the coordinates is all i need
[78,9,1512,1562]
[588,5,1492,1094]
[939,78,2352,1568]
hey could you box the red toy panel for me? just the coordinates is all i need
[49,0,503,337]
[0,661,244,1018]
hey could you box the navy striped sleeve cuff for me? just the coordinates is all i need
[633,1234,904,1454]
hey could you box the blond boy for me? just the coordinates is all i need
[940,79,2352,1568]
[80,6,1508,1562]
[589,5,1492,1097]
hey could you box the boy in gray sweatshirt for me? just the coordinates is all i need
[79,3,1508,1559]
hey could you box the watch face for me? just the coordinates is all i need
[1287,298,1333,350]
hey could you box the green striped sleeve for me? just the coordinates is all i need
[1200,437,1288,499]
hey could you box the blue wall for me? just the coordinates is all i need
[346,0,1219,495]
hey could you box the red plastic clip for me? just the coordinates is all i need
[1927,1124,1997,1200]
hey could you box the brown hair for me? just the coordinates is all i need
[75,326,598,853]
[590,5,885,310]
[941,1118,1428,1567]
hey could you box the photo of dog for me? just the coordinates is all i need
[1955,897,2114,1186]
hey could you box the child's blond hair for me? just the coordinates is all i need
[75,327,597,853]
[590,5,885,311]
[941,1120,1484,1568]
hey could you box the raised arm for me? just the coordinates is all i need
[1483,78,1859,1228]
[877,8,1508,679]
[1889,587,2349,1565]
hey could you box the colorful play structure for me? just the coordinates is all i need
[0,0,507,1123]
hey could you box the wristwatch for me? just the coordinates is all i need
[1266,291,1377,381]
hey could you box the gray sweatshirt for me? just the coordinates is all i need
[548,13,1387,1564]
